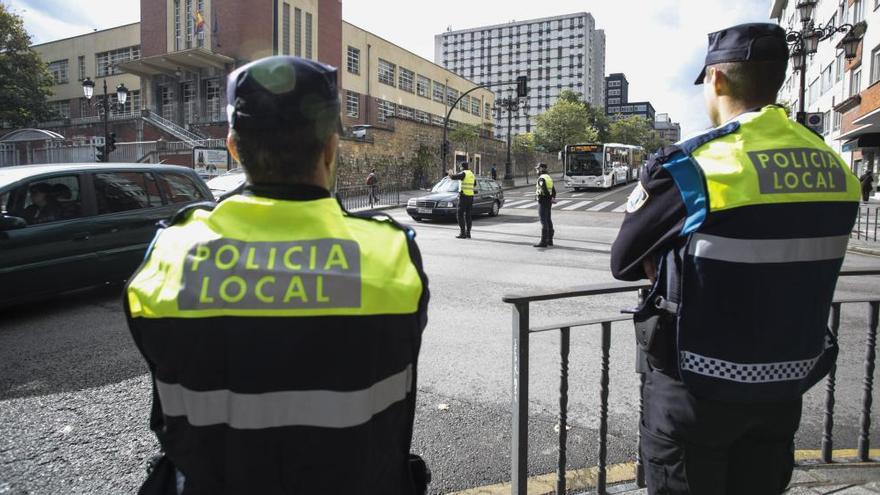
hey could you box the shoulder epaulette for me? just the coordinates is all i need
[677,121,740,155]
[158,201,217,229]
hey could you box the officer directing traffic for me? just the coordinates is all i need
[448,161,476,239]
[533,163,556,248]
[126,56,431,494]
[610,24,859,494]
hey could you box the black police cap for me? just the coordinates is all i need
[227,56,340,131]
[694,23,789,85]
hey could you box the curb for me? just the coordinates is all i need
[448,449,880,495]
[848,246,880,257]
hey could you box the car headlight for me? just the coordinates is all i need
[439,201,456,208]
[407,199,417,206]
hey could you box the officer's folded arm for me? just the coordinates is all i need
[610,158,688,281]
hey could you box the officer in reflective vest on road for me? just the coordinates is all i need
[126,56,431,495]
[534,162,557,248]
[448,162,476,239]
[610,24,859,495]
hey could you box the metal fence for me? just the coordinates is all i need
[335,184,401,211]
[502,269,880,494]
[854,205,880,242]
[12,139,228,166]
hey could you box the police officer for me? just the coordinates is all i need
[610,24,859,494]
[534,162,556,248]
[448,161,476,239]
[126,56,431,495]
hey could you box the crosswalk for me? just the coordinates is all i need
[503,198,629,213]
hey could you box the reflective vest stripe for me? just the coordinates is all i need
[156,365,412,430]
[461,171,475,196]
[680,350,821,384]
[536,173,554,197]
[688,233,849,264]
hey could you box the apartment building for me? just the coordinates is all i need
[435,13,606,139]
[654,113,681,143]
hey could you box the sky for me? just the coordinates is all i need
[10,0,774,136]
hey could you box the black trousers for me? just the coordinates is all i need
[537,199,553,239]
[641,370,801,495]
[457,195,474,233]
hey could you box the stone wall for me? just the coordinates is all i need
[336,116,561,189]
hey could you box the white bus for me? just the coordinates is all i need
[562,143,645,190]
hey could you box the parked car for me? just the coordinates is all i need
[205,168,246,201]
[406,176,505,221]
[0,163,213,307]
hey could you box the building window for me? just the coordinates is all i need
[173,0,181,50]
[608,97,620,105]
[608,80,621,87]
[446,86,459,107]
[95,46,140,77]
[305,12,313,59]
[433,81,445,102]
[110,89,140,115]
[378,59,396,86]
[854,0,865,22]
[347,46,360,74]
[485,102,491,120]
[48,59,69,84]
[399,67,415,93]
[377,99,396,123]
[185,0,193,48]
[282,3,291,55]
[47,100,70,119]
[823,110,831,134]
[471,97,480,115]
[872,44,880,84]
[833,110,841,130]
[417,75,430,98]
[851,68,862,97]
[77,56,86,81]
[345,91,358,118]
[294,8,302,57]
[836,52,845,82]
[608,89,620,96]
[808,77,818,105]
[821,64,833,93]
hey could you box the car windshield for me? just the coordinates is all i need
[431,177,461,193]
[206,170,246,195]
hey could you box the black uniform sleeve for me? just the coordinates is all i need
[610,152,688,281]
[449,172,466,180]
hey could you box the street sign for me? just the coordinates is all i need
[193,147,230,177]
[806,112,825,134]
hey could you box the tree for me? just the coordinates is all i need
[608,115,653,148]
[450,122,481,155]
[642,131,670,154]
[585,103,610,142]
[535,100,598,152]
[0,3,54,127]
[557,89,583,105]
[513,132,536,154]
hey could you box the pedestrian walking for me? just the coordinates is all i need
[610,23,859,495]
[490,164,497,181]
[533,162,556,248]
[126,56,431,495]
[448,161,476,238]
[366,169,379,206]
[859,168,874,202]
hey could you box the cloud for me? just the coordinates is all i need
[9,0,138,44]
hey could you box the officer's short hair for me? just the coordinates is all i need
[710,60,786,103]
[230,121,337,185]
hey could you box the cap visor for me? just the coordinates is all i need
[694,66,706,85]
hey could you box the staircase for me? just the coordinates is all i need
[141,109,203,146]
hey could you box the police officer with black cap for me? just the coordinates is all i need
[126,56,431,495]
[611,24,859,494]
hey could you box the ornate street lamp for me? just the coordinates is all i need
[796,0,818,24]
[81,78,129,162]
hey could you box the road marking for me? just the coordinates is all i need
[571,193,585,198]
[588,201,614,211]
[593,183,637,201]
[612,203,628,213]
[504,199,532,207]
[562,200,593,211]
[552,200,573,208]
[514,201,538,209]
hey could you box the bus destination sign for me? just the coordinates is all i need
[569,145,600,152]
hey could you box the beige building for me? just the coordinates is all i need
[342,21,494,130]
[33,23,142,122]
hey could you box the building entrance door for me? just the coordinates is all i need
[160,85,176,122]
[182,82,197,125]
[205,79,222,122]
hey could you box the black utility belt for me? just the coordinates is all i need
[630,296,678,372]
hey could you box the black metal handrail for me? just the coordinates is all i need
[502,269,880,495]
[854,205,880,242]
[335,184,401,212]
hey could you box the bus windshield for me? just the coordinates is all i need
[567,152,604,176]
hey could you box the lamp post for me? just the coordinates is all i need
[494,95,520,181]
[82,77,129,162]
[786,0,863,125]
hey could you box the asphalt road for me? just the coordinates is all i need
[1,183,879,494]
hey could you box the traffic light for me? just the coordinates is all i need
[95,144,106,162]
[441,140,450,155]
[107,133,117,153]
[516,76,529,98]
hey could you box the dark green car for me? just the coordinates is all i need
[0,163,212,307]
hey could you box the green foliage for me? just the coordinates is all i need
[535,99,598,152]
[608,115,653,148]
[0,3,54,127]
[642,132,670,154]
[585,103,610,142]
[557,89,582,104]
[513,132,535,154]
[449,122,481,152]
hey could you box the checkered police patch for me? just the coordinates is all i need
[626,182,649,213]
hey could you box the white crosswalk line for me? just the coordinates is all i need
[571,193,585,198]
[612,203,628,213]
[514,201,538,209]
[588,201,615,211]
[562,200,593,211]
[552,200,573,208]
[504,199,532,207]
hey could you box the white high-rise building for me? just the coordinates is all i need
[435,13,606,139]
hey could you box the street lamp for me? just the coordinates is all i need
[786,8,864,124]
[494,95,520,181]
[82,77,129,162]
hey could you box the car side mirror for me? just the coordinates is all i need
[0,215,27,231]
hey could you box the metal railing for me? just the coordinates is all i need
[335,184,401,212]
[854,205,880,242]
[502,269,880,494]
[142,109,203,145]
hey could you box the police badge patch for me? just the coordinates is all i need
[626,182,649,213]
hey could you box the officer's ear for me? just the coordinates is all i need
[227,132,241,163]
[707,66,730,97]
[323,133,339,172]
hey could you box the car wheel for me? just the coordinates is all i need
[489,201,500,217]
[411,216,423,222]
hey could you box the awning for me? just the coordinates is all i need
[842,133,880,152]
[117,48,235,77]
[0,128,65,143]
